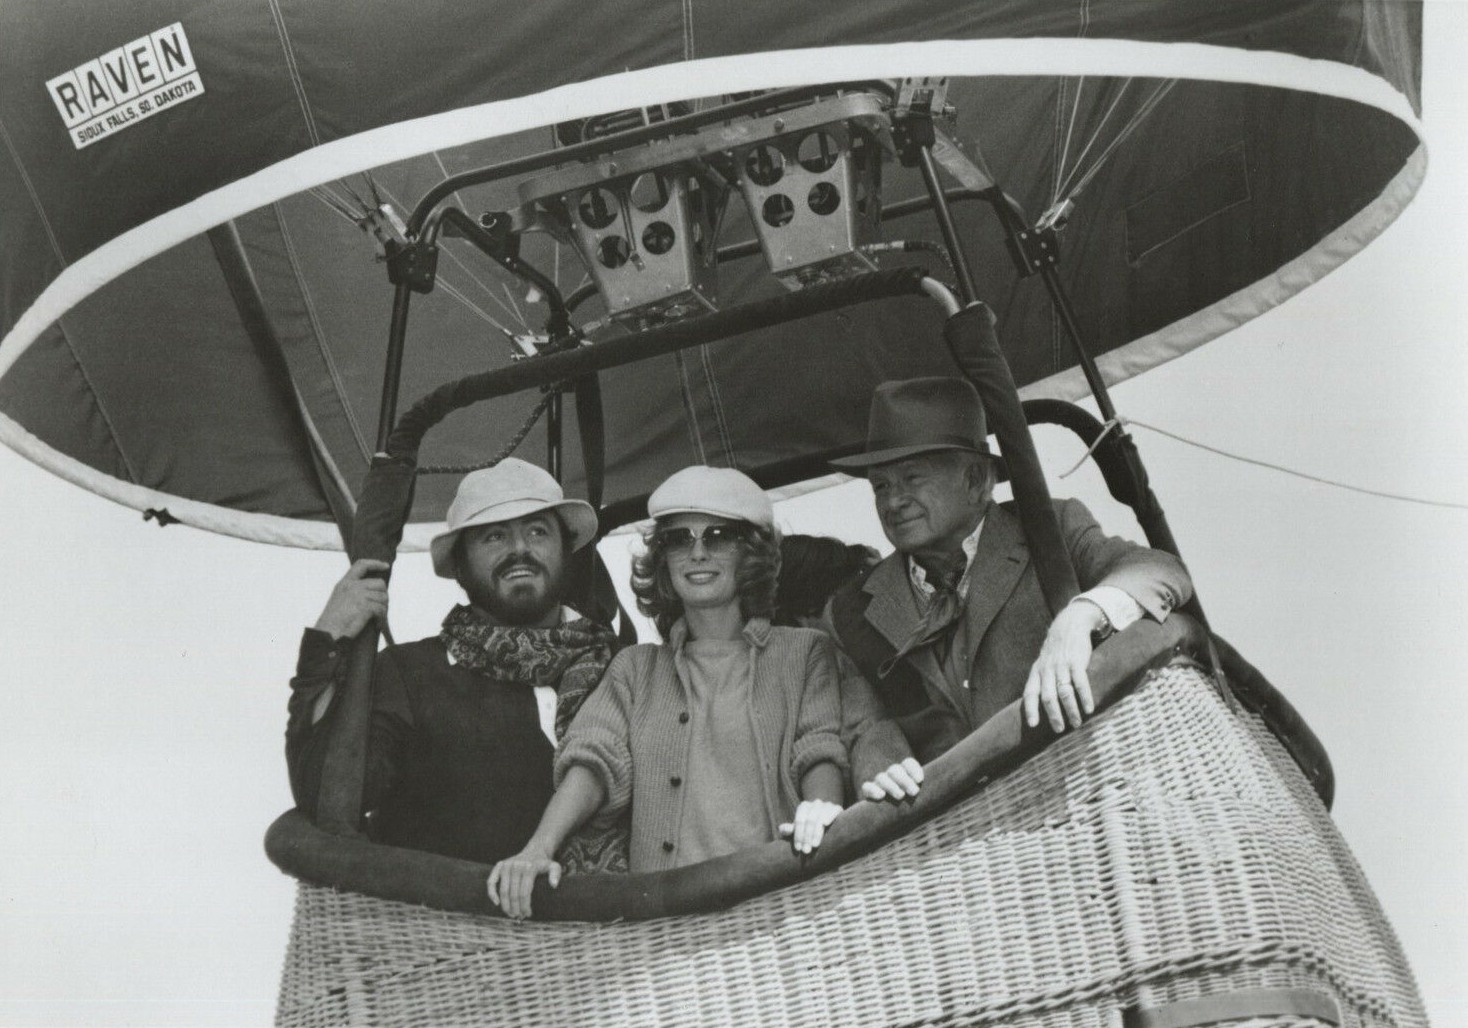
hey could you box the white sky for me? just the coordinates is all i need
[2,5,1466,1025]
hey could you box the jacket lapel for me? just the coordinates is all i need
[860,554,914,646]
[860,552,948,708]
[961,504,1030,655]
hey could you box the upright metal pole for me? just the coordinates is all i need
[980,192,1205,625]
[546,391,563,481]
[1037,266,1119,424]
[915,146,978,306]
[314,277,415,837]
[376,283,414,450]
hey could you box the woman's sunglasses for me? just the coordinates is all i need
[655,524,747,555]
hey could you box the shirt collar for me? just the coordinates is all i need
[908,515,986,599]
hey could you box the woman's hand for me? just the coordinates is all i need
[487,847,561,920]
[779,799,844,855]
[859,757,925,802]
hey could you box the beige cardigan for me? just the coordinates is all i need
[556,618,847,872]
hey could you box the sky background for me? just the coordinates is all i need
[2,5,1465,1025]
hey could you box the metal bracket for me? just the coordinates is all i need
[893,77,950,119]
[475,210,521,260]
[892,108,938,168]
[1003,225,1061,277]
[384,239,438,293]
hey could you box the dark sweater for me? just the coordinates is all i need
[286,629,556,864]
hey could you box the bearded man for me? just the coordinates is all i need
[285,458,620,866]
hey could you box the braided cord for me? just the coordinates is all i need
[415,381,565,475]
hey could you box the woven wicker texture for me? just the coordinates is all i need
[274,665,1428,1028]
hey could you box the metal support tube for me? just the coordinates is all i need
[317,278,415,839]
[1037,265,1118,423]
[943,304,1078,616]
[387,268,932,458]
[546,391,563,481]
[435,208,571,340]
[915,146,978,305]
[919,277,962,317]
[317,276,418,840]
[377,283,414,451]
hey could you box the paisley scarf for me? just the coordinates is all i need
[440,603,616,741]
[439,603,629,874]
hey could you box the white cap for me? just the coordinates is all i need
[647,465,773,529]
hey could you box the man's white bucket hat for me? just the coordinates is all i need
[430,458,598,578]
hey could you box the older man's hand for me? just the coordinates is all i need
[859,758,925,802]
[1023,599,1106,733]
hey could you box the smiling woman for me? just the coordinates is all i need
[486,465,854,918]
[654,515,752,618]
[632,469,782,640]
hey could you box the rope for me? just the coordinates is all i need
[429,151,474,230]
[1074,417,1468,511]
[265,0,322,148]
[672,349,709,465]
[311,174,526,335]
[0,114,66,266]
[500,281,526,326]
[435,277,520,340]
[1057,416,1122,478]
[307,185,362,224]
[415,382,564,475]
[1053,79,1131,203]
[335,175,371,213]
[1064,79,1175,203]
[1054,76,1086,205]
[697,344,737,466]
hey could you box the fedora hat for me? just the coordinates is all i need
[429,458,598,578]
[830,377,991,471]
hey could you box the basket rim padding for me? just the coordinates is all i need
[264,613,1213,921]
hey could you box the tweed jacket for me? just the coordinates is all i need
[556,618,848,872]
[832,498,1192,763]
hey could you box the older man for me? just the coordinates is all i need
[285,458,620,866]
[830,377,1192,775]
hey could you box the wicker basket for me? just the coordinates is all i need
[274,664,1427,1028]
